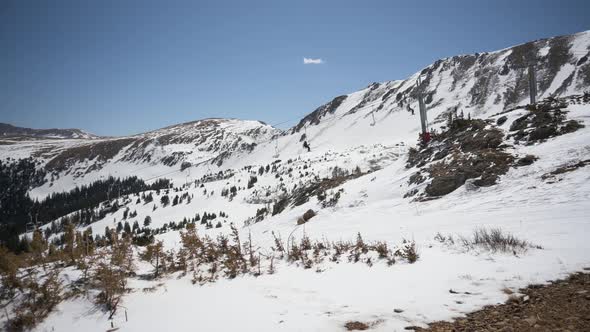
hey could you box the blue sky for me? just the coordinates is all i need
[1,0,588,136]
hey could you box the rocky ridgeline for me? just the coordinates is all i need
[296,32,590,135]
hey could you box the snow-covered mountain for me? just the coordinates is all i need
[287,30,590,146]
[1,30,590,332]
[0,122,97,140]
[4,30,589,198]
[0,118,280,197]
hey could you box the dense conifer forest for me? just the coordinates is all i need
[0,157,171,252]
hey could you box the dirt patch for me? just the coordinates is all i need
[413,271,590,331]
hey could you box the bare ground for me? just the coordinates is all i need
[412,270,590,332]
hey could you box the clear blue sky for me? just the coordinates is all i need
[1,0,588,136]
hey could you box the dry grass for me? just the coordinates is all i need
[435,227,540,254]
[470,227,532,253]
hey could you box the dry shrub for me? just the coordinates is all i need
[396,240,419,263]
[7,267,63,331]
[345,321,369,330]
[435,227,540,254]
[472,227,533,253]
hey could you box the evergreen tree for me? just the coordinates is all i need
[63,223,77,264]
[160,195,170,207]
[140,240,165,278]
[123,221,131,234]
[143,215,152,227]
[30,229,48,263]
[132,221,140,233]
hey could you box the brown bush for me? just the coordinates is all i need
[345,321,370,330]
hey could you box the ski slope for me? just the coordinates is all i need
[25,104,590,332]
[1,30,590,331]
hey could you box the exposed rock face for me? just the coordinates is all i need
[292,95,347,133]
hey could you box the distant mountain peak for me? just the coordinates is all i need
[0,123,98,140]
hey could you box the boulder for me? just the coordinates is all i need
[297,209,316,225]
[425,173,466,196]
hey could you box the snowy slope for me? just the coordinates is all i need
[0,118,280,200]
[2,31,589,198]
[230,30,590,167]
[1,30,590,332]
[24,101,590,332]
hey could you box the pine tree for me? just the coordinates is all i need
[160,195,170,207]
[132,221,140,233]
[81,228,94,256]
[123,221,131,234]
[30,229,48,263]
[63,222,77,264]
[140,240,165,278]
[143,215,152,227]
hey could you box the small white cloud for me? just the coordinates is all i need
[303,57,324,65]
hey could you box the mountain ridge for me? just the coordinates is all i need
[1,29,589,198]
[0,122,98,140]
[1,30,590,332]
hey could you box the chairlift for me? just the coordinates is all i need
[26,222,36,233]
[273,136,280,158]
[206,159,212,174]
[186,166,192,184]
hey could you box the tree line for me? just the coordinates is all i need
[0,157,171,253]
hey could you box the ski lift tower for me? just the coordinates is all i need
[26,212,39,233]
[416,76,431,145]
